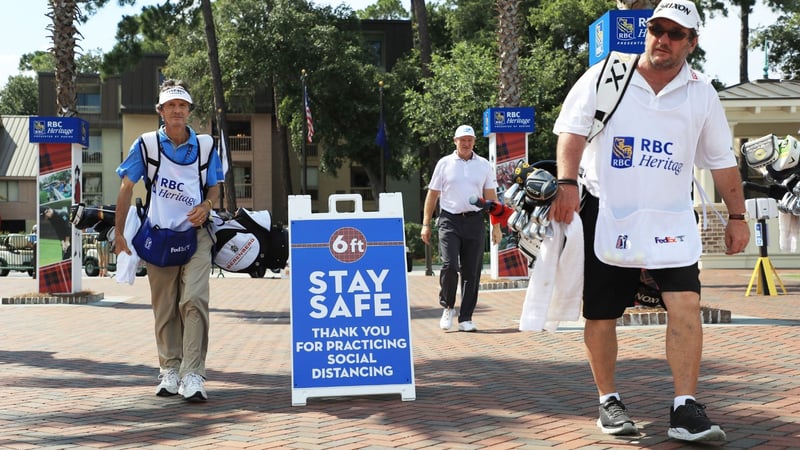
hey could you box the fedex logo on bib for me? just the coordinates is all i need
[609,136,685,176]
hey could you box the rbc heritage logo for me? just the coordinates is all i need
[611,136,635,169]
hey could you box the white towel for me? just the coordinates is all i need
[519,212,584,332]
[115,206,141,285]
[778,211,800,252]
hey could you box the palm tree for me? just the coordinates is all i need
[47,0,80,117]
[496,0,522,107]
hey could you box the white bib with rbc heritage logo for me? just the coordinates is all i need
[591,81,702,269]
[148,148,203,232]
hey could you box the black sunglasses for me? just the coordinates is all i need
[647,24,689,41]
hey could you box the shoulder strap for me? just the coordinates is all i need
[196,134,215,198]
[137,131,161,217]
[587,51,640,143]
[139,131,161,191]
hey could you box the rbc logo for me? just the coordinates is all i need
[616,17,635,40]
[611,136,634,169]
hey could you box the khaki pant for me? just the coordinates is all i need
[146,228,213,378]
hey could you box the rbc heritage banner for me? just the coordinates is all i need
[288,193,416,406]
[484,107,535,279]
[589,9,650,66]
[30,117,88,294]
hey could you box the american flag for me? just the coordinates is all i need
[304,86,314,143]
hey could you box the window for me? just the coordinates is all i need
[233,165,252,199]
[305,143,318,157]
[305,166,319,200]
[83,133,103,164]
[77,83,101,114]
[0,180,20,202]
[364,32,385,69]
[83,173,103,206]
[350,165,374,201]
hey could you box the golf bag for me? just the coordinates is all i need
[70,203,288,277]
[211,208,288,278]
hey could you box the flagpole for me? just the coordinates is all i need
[379,80,385,192]
[300,69,308,195]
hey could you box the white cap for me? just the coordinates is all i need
[454,124,475,138]
[158,86,193,107]
[647,0,700,30]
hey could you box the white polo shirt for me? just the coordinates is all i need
[553,60,736,202]
[429,150,498,214]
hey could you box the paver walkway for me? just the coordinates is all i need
[1,268,798,449]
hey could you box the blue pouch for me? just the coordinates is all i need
[132,218,197,267]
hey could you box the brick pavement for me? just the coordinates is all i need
[0,268,798,449]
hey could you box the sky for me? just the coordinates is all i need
[0,0,782,93]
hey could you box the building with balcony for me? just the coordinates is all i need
[30,19,418,226]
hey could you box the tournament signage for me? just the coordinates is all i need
[29,117,89,147]
[483,106,535,279]
[482,107,535,136]
[29,116,88,294]
[589,9,651,66]
[288,193,416,406]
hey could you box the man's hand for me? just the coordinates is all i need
[549,185,580,224]
[725,220,750,255]
[420,224,432,245]
[187,200,212,227]
[491,223,502,245]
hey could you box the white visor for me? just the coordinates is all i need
[158,86,193,107]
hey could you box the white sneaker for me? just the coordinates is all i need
[178,373,208,402]
[458,321,477,332]
[440,308,455,330]
[155,368,179,396]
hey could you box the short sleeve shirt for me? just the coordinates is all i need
[429,150,498,214]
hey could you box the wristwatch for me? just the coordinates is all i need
[728,212,749,221]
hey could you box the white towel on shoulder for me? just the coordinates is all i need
[115,206,141,285]
[519,212,584,332]
[778,211,800,252]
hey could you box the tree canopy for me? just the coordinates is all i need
[30,0,799,191]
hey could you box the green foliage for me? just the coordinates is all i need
[101,2,182,78]
[402,41,498,181]
[76,48,104,74]
[358,0,410,20]
[752,11,800,79]
[20,48,105,76]
[19,51,56,73]
[404,222,439,261]
[0,75,38,115]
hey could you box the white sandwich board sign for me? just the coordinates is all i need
[288,193,416,406]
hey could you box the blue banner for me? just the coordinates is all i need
[482,107,535,136]
[589,9,651,66]
[290,217,413,389]
[29,117,89,146]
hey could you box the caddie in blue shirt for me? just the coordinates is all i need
[114,79,224,403]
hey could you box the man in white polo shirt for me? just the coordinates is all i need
[421,124,502,332]
[549,0,750,442]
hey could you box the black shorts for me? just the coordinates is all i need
[580,194,701,320]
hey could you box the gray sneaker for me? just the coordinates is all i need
[597,397,638,435]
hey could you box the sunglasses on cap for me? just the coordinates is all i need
[647,24,690,41]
